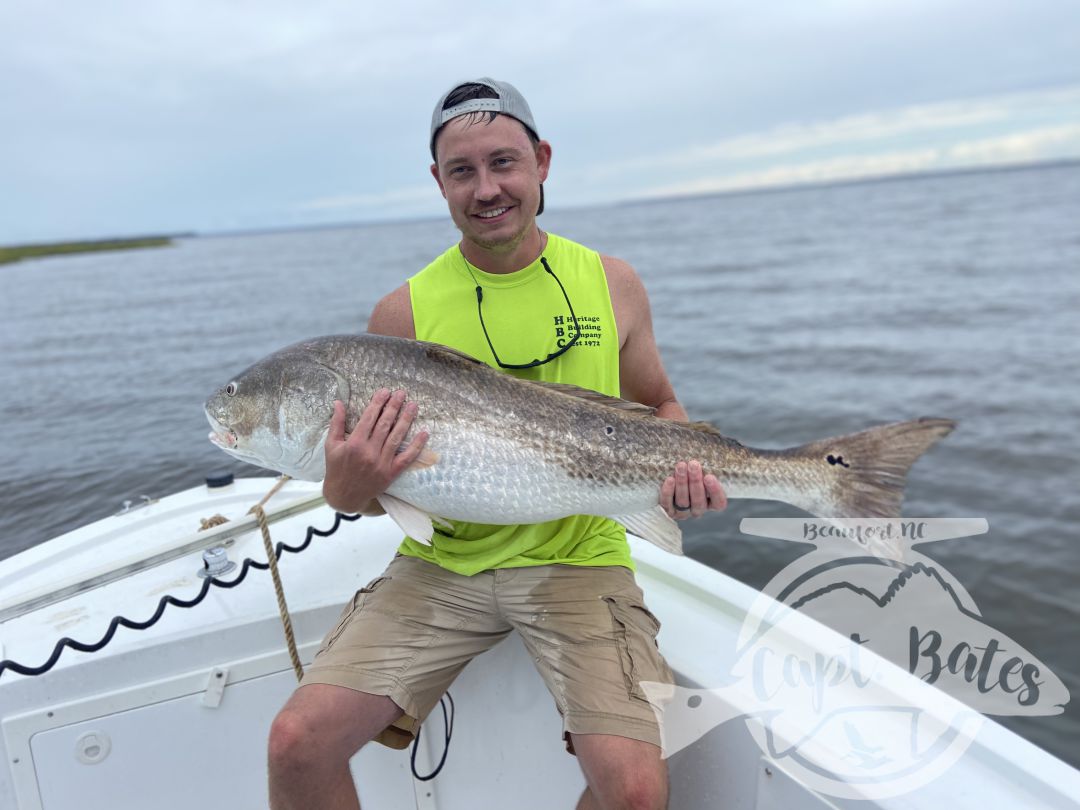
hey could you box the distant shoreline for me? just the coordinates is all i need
[0,235,181,266]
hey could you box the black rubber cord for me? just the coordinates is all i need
[0,512,361,679]
[411,691,455,781]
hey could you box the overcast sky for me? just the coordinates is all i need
[2,0,1078,244]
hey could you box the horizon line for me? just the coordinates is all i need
[4,156,1078,248]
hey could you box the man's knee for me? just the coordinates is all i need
[574,734,668,810]
[268,684,403,773]
[268,707,321,773]
[618,774,667,810]
[579,773,666,810]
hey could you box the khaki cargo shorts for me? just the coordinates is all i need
[300,554,673,753]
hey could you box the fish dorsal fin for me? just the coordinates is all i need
[421,341,486,366]
[682,420,724,436]
[532,382,727,430]
[421,340,657,417]
[522,380,658,417]
[526,382,730,433]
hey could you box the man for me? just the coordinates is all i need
[268,78,726,810]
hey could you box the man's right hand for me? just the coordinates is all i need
[322,389,429,514]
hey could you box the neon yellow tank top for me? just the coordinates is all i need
[398,233,633,576]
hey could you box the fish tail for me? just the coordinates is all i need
[789,417,956,521]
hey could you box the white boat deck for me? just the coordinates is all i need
[1,477,1077,809]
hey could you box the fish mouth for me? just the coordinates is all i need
[204,408,284,468]
[208,429,238,450]
[205,411,238,449]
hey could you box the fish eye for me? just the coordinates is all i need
[225,382,237,397]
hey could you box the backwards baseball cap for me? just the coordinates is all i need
[429,77,539,160]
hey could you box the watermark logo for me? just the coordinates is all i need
[641,519,1070,800]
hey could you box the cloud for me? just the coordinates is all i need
[635,121,1080,200]
[566,85,1080,203]
[947,123,1080,164]
[640,148,944,198]
[585,85,1080,183]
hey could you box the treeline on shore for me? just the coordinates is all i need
[0,235,181,265]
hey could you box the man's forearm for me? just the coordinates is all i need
[654,398,689,422]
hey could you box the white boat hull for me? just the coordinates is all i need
[1,478,1077,809]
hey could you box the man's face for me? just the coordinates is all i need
[431,114,551,255]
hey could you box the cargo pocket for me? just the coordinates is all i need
[602,595,667,700]
[320,575,391,651]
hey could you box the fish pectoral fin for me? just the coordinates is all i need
[608,506,684,556]
[377,494,435,545]
[397,444,441,471]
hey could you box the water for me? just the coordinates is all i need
[2,163,1078,767]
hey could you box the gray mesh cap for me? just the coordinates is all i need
[430,77,539,160]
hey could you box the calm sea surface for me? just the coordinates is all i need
[2,163,1078,767]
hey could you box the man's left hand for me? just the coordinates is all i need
[660,460,727,520]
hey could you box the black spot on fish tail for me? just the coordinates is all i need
[791,417,957,521]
